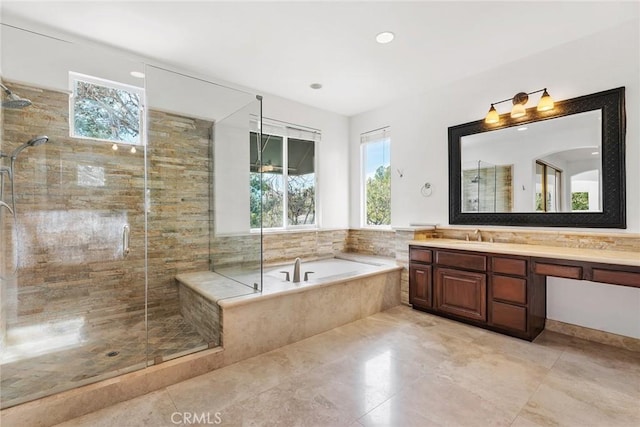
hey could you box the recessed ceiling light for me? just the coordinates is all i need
[376,31,395,44]
[130,71,145,79]
[310,83,322,90]
[591,151,599,155]
[517,126,528,131]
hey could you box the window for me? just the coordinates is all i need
[535,160,562,212]
[249,120,318,229]
[361,127,391,226]
[69,72,144,145]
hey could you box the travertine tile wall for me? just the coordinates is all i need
[2,84,147,328]
[432,227,640,252]
[178,284,219,345]
[211,229,347,269]
[1,83,213,330]
[345,229,396,257]
[146,110,212,321]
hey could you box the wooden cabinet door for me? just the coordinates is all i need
[435,267,487,322]
[409,263,432,308]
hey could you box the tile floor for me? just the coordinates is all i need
[1,314,208,408]
[54,306,639,426]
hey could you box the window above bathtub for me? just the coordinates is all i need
[249,119,320,230]
[69,72,144,146]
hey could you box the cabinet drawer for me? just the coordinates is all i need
[436,251,486,271]
[534,262,582,279]
[492,257,527,277]
[492,302,527,332]
[592,269,640,287]
[410,248,432,264]
[492,275,527,305]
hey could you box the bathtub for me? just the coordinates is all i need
[261,257,388,295]
[176,254,402,364]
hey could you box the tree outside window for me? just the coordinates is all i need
[249,130,317,229]
[70,72,143,145]
[362,130,391,226]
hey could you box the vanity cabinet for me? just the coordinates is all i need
[433,250,487,321]
[409,248,433,309]
[489,255,531,334]
[409,245,545,341]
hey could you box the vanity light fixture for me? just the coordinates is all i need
[484,88,554,124]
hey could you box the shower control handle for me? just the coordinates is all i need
[123,225,130,258]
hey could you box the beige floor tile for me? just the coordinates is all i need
[166,344,324,414]
[436,344,550,418]
[54,390,177,427]
[471,331,562,369]
[361,372,514,427]
[46,306,640,427]
[519,369,640,427]
[358,397,440,427]
[216,371,368,427]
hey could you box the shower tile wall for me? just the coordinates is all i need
[1,83,146,331]
[1,82,213,337]
[146,110,212,322]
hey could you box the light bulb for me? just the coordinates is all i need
[112,144,118,151]
[130,146,136,154]
[485,105,499,124]
[537,89,554,111]
[511,103,526,118]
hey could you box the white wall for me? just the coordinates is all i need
[349,20,640,338]
[1,24,351,232]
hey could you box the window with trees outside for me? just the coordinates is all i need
[250,121,318,229]
[69,72,143,145]
[361,127,391,226]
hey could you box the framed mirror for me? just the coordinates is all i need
[448,87,626,228]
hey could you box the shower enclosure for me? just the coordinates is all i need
[462,160,513,213]
[1,24,262,408]
[462,160,497,212]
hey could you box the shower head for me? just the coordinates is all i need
[471,175,480,183]
[10,135,49,160]
[1,83,32,109]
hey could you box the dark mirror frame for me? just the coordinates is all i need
[448,87,626,228]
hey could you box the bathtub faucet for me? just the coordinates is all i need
[293,257,301,283]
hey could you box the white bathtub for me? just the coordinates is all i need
[265,258,380,282]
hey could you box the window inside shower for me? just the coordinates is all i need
[69,72,144,146]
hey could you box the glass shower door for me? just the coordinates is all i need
[0,25,148,408]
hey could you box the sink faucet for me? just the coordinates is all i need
[474,229,482,242]
[293,257,301,283]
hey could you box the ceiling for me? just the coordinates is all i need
[1,1,637,117]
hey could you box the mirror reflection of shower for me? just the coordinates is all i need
[463,160,497,212]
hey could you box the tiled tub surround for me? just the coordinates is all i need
[211,229,348,270]
[177,254,402,365]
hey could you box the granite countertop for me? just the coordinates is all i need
[409,238,640,267]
